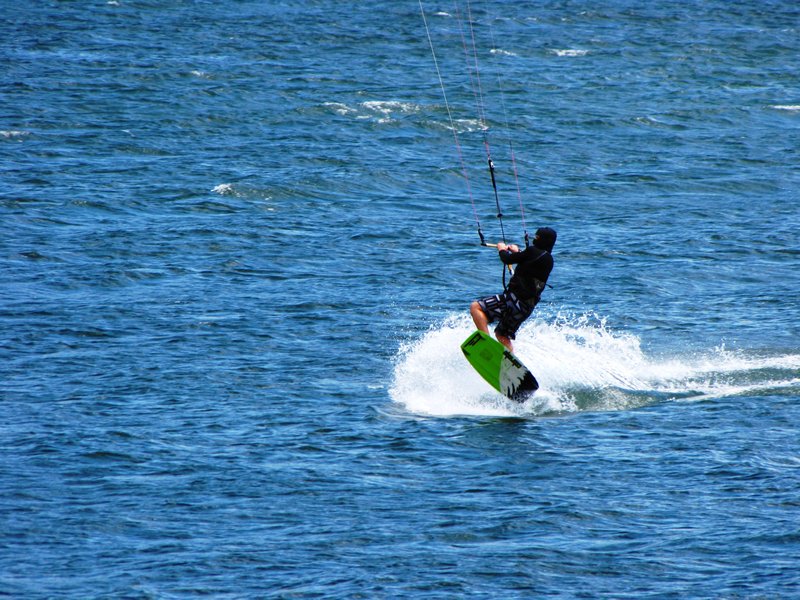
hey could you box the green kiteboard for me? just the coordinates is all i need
[461,330,539,402]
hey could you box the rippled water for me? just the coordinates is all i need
[3,1,800,597]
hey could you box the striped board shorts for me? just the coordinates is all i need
[476,291,535,340]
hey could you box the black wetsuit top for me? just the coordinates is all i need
[499,246,554,302]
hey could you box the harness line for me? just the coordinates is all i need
[487,16,530,247]
[456,0,513,284]
[457,0,507,244]
[418,0,486,246]
[419,0,530,283]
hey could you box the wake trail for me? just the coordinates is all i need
[389,312,800,417]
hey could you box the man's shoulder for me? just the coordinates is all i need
[522,246,549,260]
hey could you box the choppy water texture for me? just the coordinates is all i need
[2,1,800,597]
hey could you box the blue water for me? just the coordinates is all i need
[3,1,800,597]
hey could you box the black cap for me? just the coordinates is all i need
[534,227,557,252]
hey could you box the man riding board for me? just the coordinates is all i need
[470,227,557,352]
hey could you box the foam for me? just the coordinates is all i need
[389,312,800,418]
[211,183,235,195]
[551,49,589,57]
[1,130,30,139]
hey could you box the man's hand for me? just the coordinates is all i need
[497,242,519,253]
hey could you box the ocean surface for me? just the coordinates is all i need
[2,0,800,597]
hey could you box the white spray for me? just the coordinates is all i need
[389,312,800,418]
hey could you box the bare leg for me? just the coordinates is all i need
[495,334,513,353]
[470,301,489,333]
[471,301,513,352]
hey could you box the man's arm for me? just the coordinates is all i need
[496,242,521,265]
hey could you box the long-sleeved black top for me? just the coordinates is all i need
[499,245,554,301]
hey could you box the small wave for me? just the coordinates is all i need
[389,313,800,418]
[1,130,30,139]
[436,118,487,134]
[362,100,421,123]
[323,101,358,117]
[491,48,517,57]
[550,49,589,57]
[322,100,420,124]
[210,183,274,204]
[211,183,235,195]
[362,100,419,114]
[770,105,800,112]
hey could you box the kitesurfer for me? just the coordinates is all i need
[470,227,557,352]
